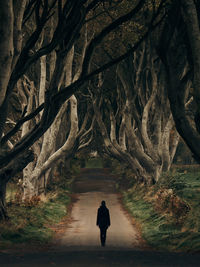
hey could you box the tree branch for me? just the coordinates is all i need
[1,10,164,149]
[81,0,146,77]
[0,103,44,147]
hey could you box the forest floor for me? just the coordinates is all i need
[1,168,200,266]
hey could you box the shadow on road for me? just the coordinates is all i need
[1,248,200,266]
[72,168,117,193]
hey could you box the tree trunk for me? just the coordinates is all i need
[12,0,27,69]
[166,58,200,161]
[181,0,200,119]
[27,95,79,198]
[94,45,179,184]
[0,149,34,220]
[0,1,14,136]
[92,96,148,181]
[159,2,200,162]
[0,179,8,220]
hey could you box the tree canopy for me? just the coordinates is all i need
[0,0,200,218]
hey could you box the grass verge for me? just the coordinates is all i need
[0,190,71,250]
[123,166,200,252]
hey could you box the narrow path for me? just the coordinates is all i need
[58,192,141,248]
[56,168,143,249]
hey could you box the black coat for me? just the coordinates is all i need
[96,205,110,228]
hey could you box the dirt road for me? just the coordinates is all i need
[56,168,142,249]
[57,191,142,249]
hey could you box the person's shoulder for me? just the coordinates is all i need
[104,206,109,212]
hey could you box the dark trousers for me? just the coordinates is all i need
[99,227,107,246]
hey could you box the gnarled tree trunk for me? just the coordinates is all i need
[93,41,179,184]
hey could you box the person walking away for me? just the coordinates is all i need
[96,200,110,246]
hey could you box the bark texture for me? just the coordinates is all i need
[93,42,179,183]
[158,1,200,162]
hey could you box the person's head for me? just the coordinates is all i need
[101,200,106,206]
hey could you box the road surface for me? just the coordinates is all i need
[57,192,142,249]
[55,168,142,249]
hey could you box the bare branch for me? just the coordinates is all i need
[81,0,146,77]
[0,104,44,147]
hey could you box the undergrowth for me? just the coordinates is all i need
[0,190,71,249]
[0,164,77,249]
[123,166,200,252]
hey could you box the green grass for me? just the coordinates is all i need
[85,157,103,168]
[0,159,80,249]
[123,167,200,252]
[0,191,71,248]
